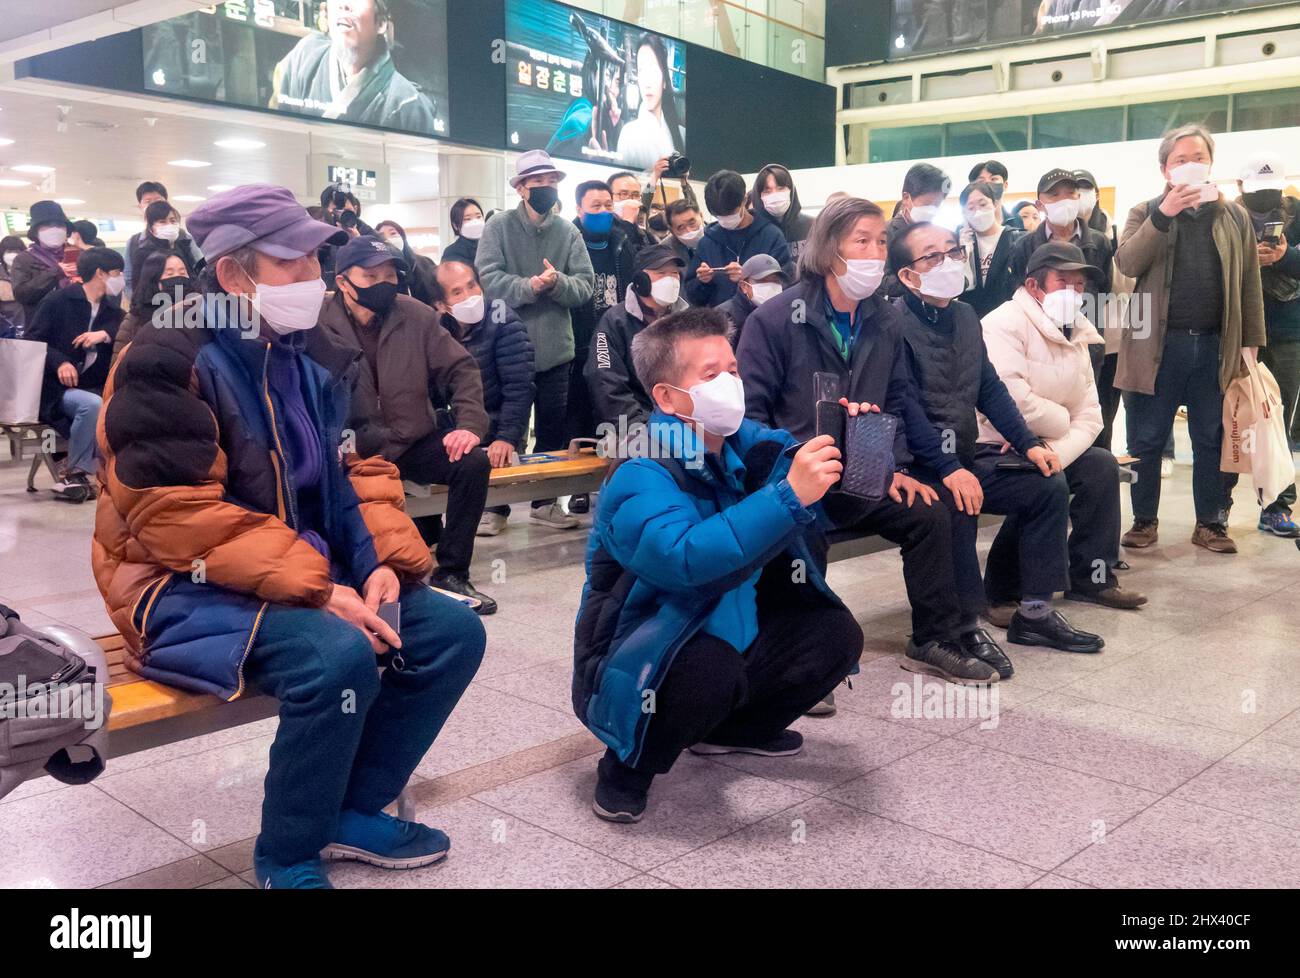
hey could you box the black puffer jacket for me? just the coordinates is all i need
[25,283,122,430]
[446,302,536,448]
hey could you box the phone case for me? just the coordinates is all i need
[841,412,898,500]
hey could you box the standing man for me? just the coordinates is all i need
[9,200,79,324]
[477,150,595,529]
[316,236,497,612]
[123,181,169,290]
[1116,125,1266,554]
[665,198,705,269]
[609,171,657,252]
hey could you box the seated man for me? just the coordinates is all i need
[95,186,486,888]
[716,253,786,345]
[980,242,1147,614]
[890,221,1104,655]
[25,246,125,502]
[574,307,864,823]
[740,196,1005,685]
[430,259,537,538]
[585,244,689,442]
[316,236,497,613]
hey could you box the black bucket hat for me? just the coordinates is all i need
[26,200,74,242]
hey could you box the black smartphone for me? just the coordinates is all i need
[377,601,401,636]
[1260,221,1284,246]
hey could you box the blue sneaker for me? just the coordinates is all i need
[254,855,333,889]
[321,809,450,870]
[1258,511,1300,538]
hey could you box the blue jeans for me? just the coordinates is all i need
[60,388,102,475]
[1125,331,1234,525]
[244,583,485,865]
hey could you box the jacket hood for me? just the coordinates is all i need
[751,165,804,231]
[1012,286,1103,348]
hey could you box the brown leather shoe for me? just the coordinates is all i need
[1192,523,1237,554]
[982,602,1018,629]
[1065,585,1149,610]
[1122,519,1159,548]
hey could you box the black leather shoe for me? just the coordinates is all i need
[960,627,1014,680]
[1007,610,1104,654]
[431,573,498,615]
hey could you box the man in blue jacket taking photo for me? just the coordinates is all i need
[572,306,865,823]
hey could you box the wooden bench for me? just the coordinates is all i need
[403,446,610,520]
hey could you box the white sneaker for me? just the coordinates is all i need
[530,502,579,530]
[476,512,507,537]
[1160,457,1173,479]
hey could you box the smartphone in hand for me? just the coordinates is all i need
[377,601,401,636]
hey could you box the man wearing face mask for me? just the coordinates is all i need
[716,254,785,346]
[574,306,865,823]
[316,236,495,612]
[666,199,704,268]
[608,171,657,252]
[96,185,486,888]
[9,200,79,324]
[1236,152,1300,537]
[687,170,791,308]
[477,151,595,530]
[1008,170,1113,383]
[430,261,535,539]
[586,245,689,440]
[24,247,125,502]
[891,222,1105,657]
[741,198,1002,686]
[883,163,950,300]
[980,243,1147,613]
[1116,125,1265,554]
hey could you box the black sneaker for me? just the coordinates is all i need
[568,493,591,514]
[902,639,999,685]
[960,628,1014,680]
[689,729,804,757]
[592,751,651,824]
[430,572,497,615]
[1007,610,1104,653]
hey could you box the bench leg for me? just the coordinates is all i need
[26,452,41,492]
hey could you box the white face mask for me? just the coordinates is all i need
[38,226,67,249]
[104,273,126,298]
[1078,189,1098,217]
[835,255,885,302]
[614,199,642,223]
[965,208,996,233]
[762,190,792,218]
[1169,161,1211,187]
[1041,288,1084,327]
[152,223,181,242]
[671,372,746,438]
[909,204,940,224]
[1043,198,1080,227]
[459,218,485,241]
[2,252,17,268]
[676,227,704,247]
[717,212,744,231]
[250,276,327,335]
[450,293,485,325]
[382,232,404,248]
[650,275,681,307]
[749,281,783,305]
[915,257,966,300]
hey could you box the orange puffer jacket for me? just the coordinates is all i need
[93,299,431,700]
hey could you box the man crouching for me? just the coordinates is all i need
[573,306,864,823]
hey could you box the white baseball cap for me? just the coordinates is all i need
[1239,153,1288,193]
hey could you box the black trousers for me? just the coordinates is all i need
[981,447,1122,602]
[1094,352,1121,452]
[823,491,962,645]
[625,600,863,776]
[395,431,490,578]
[532,360,570,508]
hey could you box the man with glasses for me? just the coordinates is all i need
[609,172,657,252]
[891,222,1106,658]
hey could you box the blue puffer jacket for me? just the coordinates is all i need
[446,304,536,448]
[571,412,842,765]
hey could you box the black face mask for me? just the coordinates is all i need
[1242,189,1283,214]
[527,185,559,215]
[346,277,399,316]
[158,276,189,298]
[648,214,669,234]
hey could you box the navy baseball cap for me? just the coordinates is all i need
[188,183,347,261]
[335,235,409,276]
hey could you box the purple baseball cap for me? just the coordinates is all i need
[187,183,347,261]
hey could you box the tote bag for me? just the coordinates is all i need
[0,338,46,425]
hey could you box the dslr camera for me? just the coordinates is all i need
[321,181,359,230]
[663,152,691,179]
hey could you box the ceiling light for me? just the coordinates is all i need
[207,184,235,192]
[0,138,14,147]
[0,178,29,187]
[172,194,206,202]
[167,159,211,168]
[54,198,85,206]
[214,138,266,150]
[11,164,53,173]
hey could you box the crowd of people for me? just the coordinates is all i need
[3,121,1296,886]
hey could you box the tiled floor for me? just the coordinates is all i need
[1,427,1298,889]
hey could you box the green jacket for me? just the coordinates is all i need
[476,202,595,373]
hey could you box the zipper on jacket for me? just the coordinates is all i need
[230,601,269,702]
[135,574,172,645]
[260,342,299,530]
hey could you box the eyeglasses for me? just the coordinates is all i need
[907,245,966,271]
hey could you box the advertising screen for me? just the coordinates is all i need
[505,0,687,171]
[143,1,449,138]
[891,0,1291,59]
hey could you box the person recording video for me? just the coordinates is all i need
[272,0,437,134]
[318,185,375,283]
